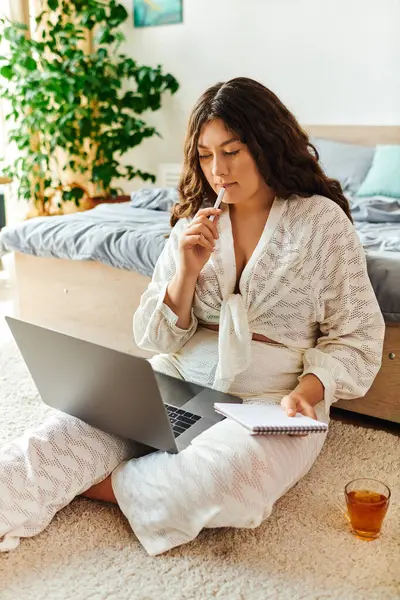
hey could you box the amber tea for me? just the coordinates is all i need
[344,480,390,541]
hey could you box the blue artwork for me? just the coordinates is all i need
[134,0,183,28]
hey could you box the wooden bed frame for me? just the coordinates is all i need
[5,125,400,424]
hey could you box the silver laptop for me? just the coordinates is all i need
[5,317,242,453]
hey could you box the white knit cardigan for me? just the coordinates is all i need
[133,195,385,412]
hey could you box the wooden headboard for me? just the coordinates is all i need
[304,125,400,146]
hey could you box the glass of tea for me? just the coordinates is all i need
[337,478,391,541]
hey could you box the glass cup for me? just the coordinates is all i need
[336,478,391,541]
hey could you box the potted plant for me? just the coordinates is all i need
[0,0,179,216]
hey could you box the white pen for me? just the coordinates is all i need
[209,187,225,222]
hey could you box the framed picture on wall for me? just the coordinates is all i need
[134,0,183,28]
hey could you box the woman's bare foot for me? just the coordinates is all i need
[80,474,118,504]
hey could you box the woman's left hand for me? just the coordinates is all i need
[281,392,318,420]
[281,392,318,437]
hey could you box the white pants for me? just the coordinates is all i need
[0,408,328,555]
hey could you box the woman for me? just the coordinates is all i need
[0,78,384,555]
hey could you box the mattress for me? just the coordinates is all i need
[0,202,171,278]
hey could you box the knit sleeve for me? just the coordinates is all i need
[133,218,198,354]
[299,212,385,412]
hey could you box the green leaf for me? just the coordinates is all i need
[3,28,14,42]
[0,65,13,80]
[23,57,37,71]
[62,190,72,201]
[94,8,107,22]
[96,47,107,61]
[70,186,84,205]
[48,0,59,10]
[80,15,95,30]
[35,10,48,24]
[164,74,179,94]
[114,31,125,44]
[78,117,91,137]
[97,27,114,45]
[109,4,128,25]
[12,22,29,31]
[136,170,156,183]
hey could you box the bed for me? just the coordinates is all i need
[1,126,399,423]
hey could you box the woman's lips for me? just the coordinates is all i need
[218,183,237,189]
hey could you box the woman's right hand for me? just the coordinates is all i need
[178,207,222,278]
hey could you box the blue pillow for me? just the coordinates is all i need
[356,145,400,198]
[310,137,374,195]
[130,187,178,211]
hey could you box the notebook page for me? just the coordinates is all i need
[214,403,327,430]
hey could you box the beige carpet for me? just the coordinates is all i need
[0,338,399,600]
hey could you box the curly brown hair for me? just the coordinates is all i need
[171,77,352,227]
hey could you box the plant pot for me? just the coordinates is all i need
[25,194,132,219]
[87,195,131,209]
[59,194,131,215]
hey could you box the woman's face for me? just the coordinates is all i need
[197,118,270,205]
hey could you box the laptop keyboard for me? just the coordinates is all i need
[165,404,201,437]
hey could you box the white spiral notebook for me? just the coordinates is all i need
[214,403,328,435]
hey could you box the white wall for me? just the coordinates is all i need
[118,0,400,189]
